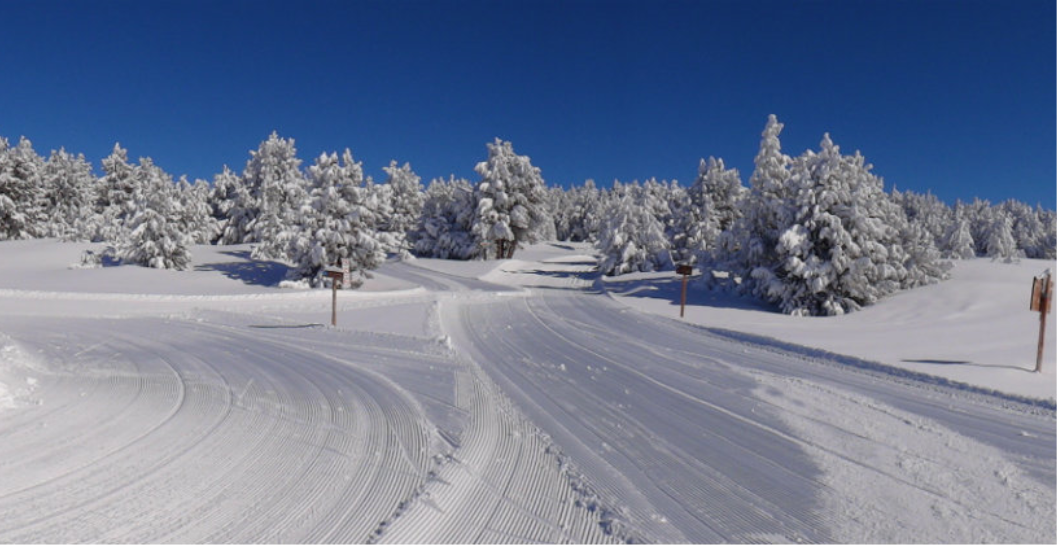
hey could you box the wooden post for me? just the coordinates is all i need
[676,265,693,319]
[1034,271,1052,373]
[331,280,338,327]
[325,266,345,327]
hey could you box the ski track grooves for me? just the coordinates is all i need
[0,315,431,543]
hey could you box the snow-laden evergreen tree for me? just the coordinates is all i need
[693,157,745,233]
[984,213,1019,262]
[554,179,603,242]
[596,181,673,275]
[245,132,307,260]
[725,115,794,280]
[752,134,947,316]
[286,150,384,287]
[893,189,952,250]
[1037,206,1057,260]
[665,181,695,265]
[212,166,250,244]
[963,198,995,257]
[472,138,550,259]
[1002,199,1044,258]
[376,160,424,258]
[116,158,194,270]
[688,157,744,263]
[176,176,221,244]
[41,148,98,240]
[941,217,976,259]
[95,143,138,242]
[0,136,47,240]
[412,176,478,259]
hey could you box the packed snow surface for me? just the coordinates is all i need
[0,240,1053,543]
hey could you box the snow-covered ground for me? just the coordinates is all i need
[0,239,1053,543]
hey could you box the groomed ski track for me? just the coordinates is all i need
[0,256,1053,543]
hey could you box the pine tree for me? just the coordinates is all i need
[286,150,384,287]
[377,160,424,257]
[596,181,673,275]
[176,176,220,244]
[95,143,137,242]
[0,137,47,240]
[245,132,307,260]
[985,213,1019,262]
[689,157,744,263]
[41,148,98,240]
[117,158,193,270]
[754,134,946,316]
[726,115,794,282]
[472,138,551,259]
[941,217,976,259]
[413,176,478,259]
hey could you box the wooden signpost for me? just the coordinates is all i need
[1030,270,1052,373]
[677,264,693,318]
[324,259,352,327]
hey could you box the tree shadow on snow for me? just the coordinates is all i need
[604,274,779,313]
[195,250,292,287]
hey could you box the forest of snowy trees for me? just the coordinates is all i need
[1,116,1054,315]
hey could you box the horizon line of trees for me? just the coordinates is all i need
[1,117,1054,315]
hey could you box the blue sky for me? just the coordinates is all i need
[2,0,1053,206]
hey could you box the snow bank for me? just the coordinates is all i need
[605,258,1057,402]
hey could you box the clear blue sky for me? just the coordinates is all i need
[2,0,1053,206]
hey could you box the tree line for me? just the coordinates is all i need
[1,116,1053,315]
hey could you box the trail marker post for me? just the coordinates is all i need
[1030,269,1052,373]
[324,259,350,327]
[677,264,693,318]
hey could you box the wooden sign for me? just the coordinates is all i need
[1030,275,1052,313]
[1032,271,1052,373]
[676,265,692,318]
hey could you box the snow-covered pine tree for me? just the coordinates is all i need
[553,179,603,243]
[754,134,944,316]
[596,181,673,275]
[725,115,794,283]
[893,189,952,251]
[116,158,194,270]
[472,138,551,259]
[377,160,424,258]
[95,143,138,242]
[286,150,384,287]
[1001,199,1044,258]
[0,136,47,240]
[245,132,308,260]
[412,176,478,259]
[212,166,251,245]
[940,217,976,259]
[41,148,98,240]
[688,157,744,264]
[665,181,695,265]
[985,213,1019,262]
[176,176,221,244]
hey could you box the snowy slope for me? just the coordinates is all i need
[0,239,1053,543]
